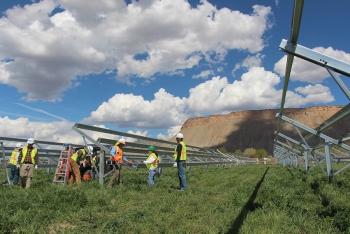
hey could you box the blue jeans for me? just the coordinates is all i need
[148,169,156,185]
[3,164,19,185]
[177,161,186,190]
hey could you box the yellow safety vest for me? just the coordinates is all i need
[71,149,88,162]
[21,146,38,164]
[174,141,187,161]
[146,153,159,170]
[9,149,20,165]
[92,156,98,167]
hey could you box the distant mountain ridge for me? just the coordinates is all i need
[172,106,350,154]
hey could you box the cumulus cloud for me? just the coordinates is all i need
[0,116,80,145]
[0,0,273,101]
[84,88,188,129]
[274,46,350,83]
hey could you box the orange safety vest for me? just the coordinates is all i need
[9,149,20,165]
[21,146,38,164]
[110,146,123,163]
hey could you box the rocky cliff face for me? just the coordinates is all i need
[174,106,350,154]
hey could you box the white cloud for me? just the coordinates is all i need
[232,53,264,76]
[187,67,282,115]
[84,88,188,129]
[0,116,80,145]
[192,70,214,79]
[274,47,350,83]
[0,0,273,101]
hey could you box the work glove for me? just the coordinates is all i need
[34,165,38,169]
[16,164,20,169]
[173,162,177,168]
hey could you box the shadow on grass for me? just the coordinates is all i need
[226,167,269,234]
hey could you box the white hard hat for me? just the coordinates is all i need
[27,138,34,144]
[87,146,93,153]
[119,138,126,145]
[16,143,23,148]
[176,133,184,139]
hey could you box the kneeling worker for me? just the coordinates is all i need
[69,146,93,187]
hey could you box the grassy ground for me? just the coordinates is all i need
[1,164,350,233]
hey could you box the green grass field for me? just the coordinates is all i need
[1,164,350,233]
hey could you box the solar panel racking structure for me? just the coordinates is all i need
[273,0,350,181]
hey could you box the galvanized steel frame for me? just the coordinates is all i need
[274,0,350,181]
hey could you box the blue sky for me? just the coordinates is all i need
[1,0,350,144]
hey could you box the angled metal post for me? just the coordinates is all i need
[324,141,333,182]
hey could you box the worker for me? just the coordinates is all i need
[17,138,39,189]
[69,146,93,187]
[91,153,99,179]
[2,143,23,186]
[174,133,187,191]
[141,145,159,185]
[107,138,132,188]
[80,156,92,178]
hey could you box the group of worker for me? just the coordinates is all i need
[2,138,38,189]
[2,132,187,191]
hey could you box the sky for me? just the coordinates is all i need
[1,0,350,146]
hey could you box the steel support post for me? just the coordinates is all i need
[324,141,333,182]
[303,150,309,174]
[99,150,105,185]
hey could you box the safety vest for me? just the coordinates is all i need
[71,149,88,162]
[21,146,38,164]
[9,149,20,165]
[174,141,187,161]
[92,156,97,167]
[111,146,123,163]
[146,153,159,170]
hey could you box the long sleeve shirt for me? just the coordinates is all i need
[110,147,128,162]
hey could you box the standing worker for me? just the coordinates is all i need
[174,133,187,191]
[141,145,159,185]
[69,146,93,187]
[91,153,99,179]
[2,143,23,186]
[108,138,132,188]
[17,138,39,189]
